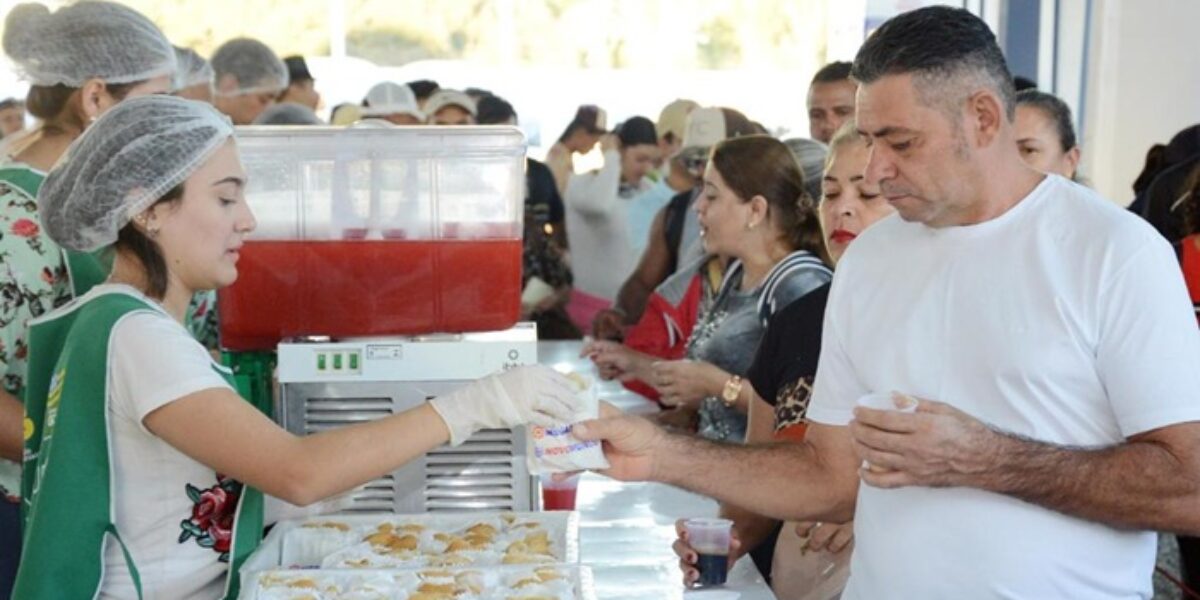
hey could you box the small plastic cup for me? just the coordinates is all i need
[857,391,918,413]
[684,517,733,587]
[857,392,918,473]
[540,473,580,511]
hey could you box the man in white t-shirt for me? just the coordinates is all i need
[573,6,1200,599]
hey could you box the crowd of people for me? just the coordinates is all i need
[0,1,1197,599]
[570,7,1200,600]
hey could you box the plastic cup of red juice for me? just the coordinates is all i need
[540,473,580,511]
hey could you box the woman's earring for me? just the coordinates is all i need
[140,215,159,237]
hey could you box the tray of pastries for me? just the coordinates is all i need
[240,564,597,600]
[242,512,579,573]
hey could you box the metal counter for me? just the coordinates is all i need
[539,341,777,600]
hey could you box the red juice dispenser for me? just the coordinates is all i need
[218,126,526,351]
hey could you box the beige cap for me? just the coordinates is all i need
[362,82,423,120]
[424,89,477,118]
[680,107,727,151]
[656,99,699,143]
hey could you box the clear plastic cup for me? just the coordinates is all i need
[857,392,918,473]
[684,517,733,587]
[540,472,580,511]
[857,391,918,413]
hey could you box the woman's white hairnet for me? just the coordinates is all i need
[173,46,213,92]
[39,96,234,252]
[210,38,288,96]
[2,1,175,87]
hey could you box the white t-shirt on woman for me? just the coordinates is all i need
[97,285,235,600]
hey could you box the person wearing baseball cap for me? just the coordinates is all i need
[361,81,424,125]
[424,89,476,125]
[546,104,608,195]
[656,99,699,169]
[628,100,701,260]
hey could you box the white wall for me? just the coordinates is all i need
[1080,0,1200,204]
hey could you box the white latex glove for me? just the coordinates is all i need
[429,365,578,446]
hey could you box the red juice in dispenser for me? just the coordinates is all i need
[219,126,528,350]
[218,238,522,350]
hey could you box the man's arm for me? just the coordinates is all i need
[715,395,781,559]
[852,401,1200,535]
[575,414,859,522]
[0,389,21,462]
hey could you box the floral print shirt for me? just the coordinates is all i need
[0,165,70,501]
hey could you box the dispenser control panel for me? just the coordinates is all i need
[276,323,538,383]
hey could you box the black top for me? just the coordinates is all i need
[526,158,564,225]
[523,158,571,288]
[746,283,830,431]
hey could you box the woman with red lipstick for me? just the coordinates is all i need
[672,122,896,597]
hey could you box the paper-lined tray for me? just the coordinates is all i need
[241,512,579,577]
[239,564,597,600]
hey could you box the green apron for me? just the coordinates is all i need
[0,166,111,299]
[17,289,263,599]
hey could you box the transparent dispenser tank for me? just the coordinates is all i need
[218,126,526,350]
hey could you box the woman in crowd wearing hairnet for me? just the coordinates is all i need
[16,94,580,598]
[0,2,177,594]
[174,46,216,104]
